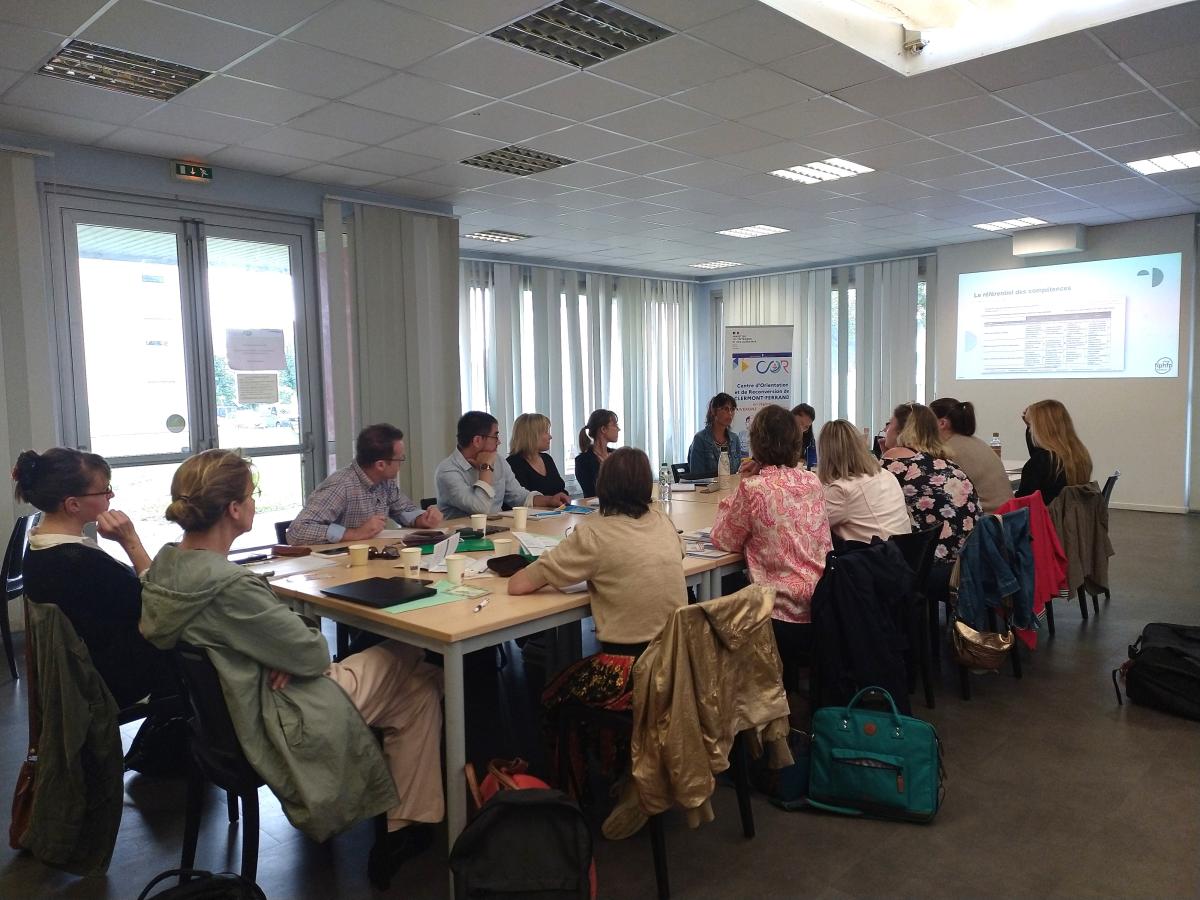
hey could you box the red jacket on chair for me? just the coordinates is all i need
[995,490,1067,648]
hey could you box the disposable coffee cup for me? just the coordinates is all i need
[491,537,514,557]
[399,546,422,577]
[348,544,370,567]
[512,507,529,530]
[471,514,488,533]
[445,554,466,584]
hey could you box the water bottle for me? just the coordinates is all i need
[717,450,730,490]
[989,432,1002,457]
[659,463,673,510]
[805,439,817,470]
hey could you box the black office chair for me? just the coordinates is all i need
[274,520,292,545]
[2,514,40,682]
[887,526,940,709]
[174,641,266,884]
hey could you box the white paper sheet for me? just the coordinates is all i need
[511,531,561,557]
[226,328,286,371]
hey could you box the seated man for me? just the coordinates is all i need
[287,423,442,545]
[436,411,569,520]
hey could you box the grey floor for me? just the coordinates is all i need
[1,508,1198,899]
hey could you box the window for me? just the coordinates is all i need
[915,280,927,403]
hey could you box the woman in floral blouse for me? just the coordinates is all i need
[711,404,832,695]
[881,403,979,597]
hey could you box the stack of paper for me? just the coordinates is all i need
[511,531,561,557]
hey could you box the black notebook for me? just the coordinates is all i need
[321,577,437,609]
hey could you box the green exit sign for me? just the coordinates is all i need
[172,161,213,183]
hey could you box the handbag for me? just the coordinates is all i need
[807,686,945,823]
[9,598,39,850]
[951,618,1014,670]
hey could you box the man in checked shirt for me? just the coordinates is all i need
[286,423,443,545]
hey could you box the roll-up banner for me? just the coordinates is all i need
[724,325,794,449]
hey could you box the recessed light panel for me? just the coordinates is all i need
[39,39,209,100]
[1126,151,1200,175]
[717,225,790,238]
[462,230,530,243]
[461,144,576,176]
[769,157,874,184]
[689,261,743,270]
[972,217,1047,232]
[488,0,672,69]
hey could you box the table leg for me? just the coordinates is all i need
[698,569,713,601]
[443,643,467,869]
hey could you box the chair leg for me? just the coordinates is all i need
[227,791,239,824]
[1,598,18,681]
[649,814,669,900]
[1010,633,1022,680]
[730,732,755,839]
[181,767,204,875]
[240,790,260,884]
[929,596,942,676]
[1077,587,1088,620]
[918,596,934,709]
[1045,599,1055,637]
[959,664,971,701]
[1092,592,1100,615]
[335,624,352,661]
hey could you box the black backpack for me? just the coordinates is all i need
[137,869,265,900]
[449,788,593,899]
[1113,623,1200,721]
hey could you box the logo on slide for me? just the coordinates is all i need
[1137,267,1164,287]
[1155,357,1174,375]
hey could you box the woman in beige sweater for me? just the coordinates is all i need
[929,397,1014,513]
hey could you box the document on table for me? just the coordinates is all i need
[425,532,489,577]
[511,531,561,557]
[248,555,338,577]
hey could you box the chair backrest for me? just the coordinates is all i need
[274,521,292,544]
[1101,470,1120,506]
[3,513,39,596]
[420,497,437,510]
[670,463,689,484]
[174,641,261,788]
[887,526,940,592]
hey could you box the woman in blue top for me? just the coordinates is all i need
[687,392,745,478]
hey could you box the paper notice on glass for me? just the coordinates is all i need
[227,328,286,371]
[236,372,279,404]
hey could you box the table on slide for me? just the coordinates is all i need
[263,490,743,862]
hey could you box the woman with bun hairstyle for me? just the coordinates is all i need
[816,419,912,544]
[12,447,173,707]
[1017,399,1092,506]
[139,449,444,889]
[575,408,620,497]
[929,397,1014,512]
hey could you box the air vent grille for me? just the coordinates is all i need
[461,144,576,176]
[463,230,530,243]
[39,39,209,100]
[488,0,671,69]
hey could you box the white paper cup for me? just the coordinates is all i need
[445,554,466,584]
[491,537,514,557]
[399,546,422,577]
[471,513,488,533]
[512,507,529,530]
[348,544,370,567]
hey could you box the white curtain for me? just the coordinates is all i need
[854,258,920,431]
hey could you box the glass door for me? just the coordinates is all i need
[49,194,321,556]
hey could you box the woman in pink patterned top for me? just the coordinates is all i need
[711,405,832,695]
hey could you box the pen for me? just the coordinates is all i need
[472,598,490,613]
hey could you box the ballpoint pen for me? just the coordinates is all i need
[472,598,490,613]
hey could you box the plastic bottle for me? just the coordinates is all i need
[989,432,1002,457]
[659,463,673,510]
[717,450,730,489]
[805,438,817,470]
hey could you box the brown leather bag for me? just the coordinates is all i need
[9,599,39,850]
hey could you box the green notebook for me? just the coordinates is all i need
[420,538,493,554]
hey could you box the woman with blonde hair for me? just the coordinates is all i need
[507,413,566,497]
[816,419,911,544]
[139,450,444,889]
[882,402,979,569]
[1018,399,1092,506]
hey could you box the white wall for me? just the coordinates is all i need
[933,214,1197,513]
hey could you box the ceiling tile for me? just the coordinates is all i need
[382,125,504,161]
[242,126,366,161]
[343,72,487,121]
[404,162,508,189]
[173,76,325,123]
[0,0,107,34]
[1042,92,1173,133]
[289,163,390,187]
[675,68,816,119]
[977,136,1086,166]
[591,100,719,141]
[653,160,749,188]
[381,0,544,32]
[131,104,272,144]
[333,145,442,176]
[0,103,117,142]
[768,43,890,93]
[289,0,470,69]
[835,70,981,117]
[805,119,913,156]
[1125,43,1200,87]
[590,142,700,174]
[530,124,641,160]
[510,73,654,120]
[1009,152,1112,178]
[897,153,992,182]
[441,101,571,143]
[480,179,572,200]
[375,175,468,199]
[97,127,225,159]
[549,190,624,211]
[741,96,872,141]
[936,117,1056,152]
[3,75,160,126]
[528,162,629,189]
[597,176,687,199]
[1074,114,1198,150]
[994,64,1146,116]
[287,102,422,145]
[1099,131,1200,165]
[0,24,65,71]
[687,4,826,64]
[844,139,956,170]
[589,34,752,96]
[207,145,312,175]
[0,68,22,94]
[898,95,1023,136]
[959,178,1047,201]
[954,31,1115,91]
[409,37,575,99]
[161,0,332,33]
[227,40,392,101]
[1159,80,1200,110]
[716,140,823,171]
[1037,166,1135,189]
[82,1,268,71]
[1091,4,1200,59]
[661,121,781,156]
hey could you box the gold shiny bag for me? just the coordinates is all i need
[951,618,1013,670]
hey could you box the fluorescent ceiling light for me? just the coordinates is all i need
[461,144,575,176]
[769,157,874,185]
[487,0,672,69]
[690,261,743,269]
[462,230,530,243]
[716,225,790,238]
[973,217,1047,232]
[39,39,209,100]
[1126,151,1200,175]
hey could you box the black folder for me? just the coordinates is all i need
[320,577,437,609]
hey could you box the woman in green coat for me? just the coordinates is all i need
[140,449,443,890]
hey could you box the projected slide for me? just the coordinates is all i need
[956,253,1181,380]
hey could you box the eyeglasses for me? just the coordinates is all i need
[368,544,402,560]
[384,456,407,463]
[77,484,114,497]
